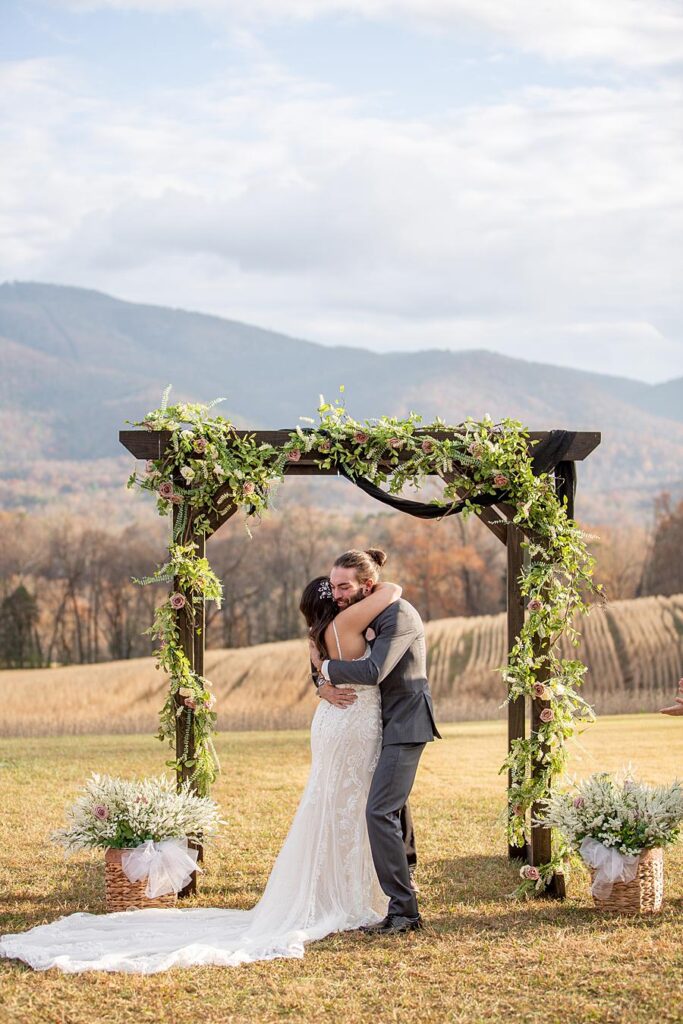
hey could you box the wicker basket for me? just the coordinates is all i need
[104,848,177,913]
[589,846,664,914]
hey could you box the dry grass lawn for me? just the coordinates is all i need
[1,714,683,1023]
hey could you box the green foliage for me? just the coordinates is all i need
[129,385,599,884]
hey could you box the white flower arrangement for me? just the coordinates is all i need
[52,774,223,852]
[538,771,683,857]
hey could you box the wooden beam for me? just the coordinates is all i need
[506,523,527,861]
[475,505,508,544]
[119,428,601,465]
[205,500,238,537]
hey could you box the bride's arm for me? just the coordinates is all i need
[333,582,402,637]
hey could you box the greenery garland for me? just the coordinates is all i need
[127,386,599,889]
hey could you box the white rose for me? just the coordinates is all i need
[180,466,195,482]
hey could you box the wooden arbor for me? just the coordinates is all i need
[120,426,601,890]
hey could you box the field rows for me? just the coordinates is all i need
[2,594,682,736]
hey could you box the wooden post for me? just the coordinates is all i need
[529,565,566,897]
[530,680,565,897]
[171,493,206,897]
[506,523,527,860]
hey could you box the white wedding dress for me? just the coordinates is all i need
[0,641,385,973]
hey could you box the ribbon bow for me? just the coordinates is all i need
[121,838,201,898]
[579,837,640,899]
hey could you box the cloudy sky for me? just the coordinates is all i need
[2,1,683,382]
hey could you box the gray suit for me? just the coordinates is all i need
[327,599,440,919]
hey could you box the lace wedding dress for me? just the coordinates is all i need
[0,642,385,973]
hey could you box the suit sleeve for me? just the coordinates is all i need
[327,607,417,687]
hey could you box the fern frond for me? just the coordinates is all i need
[173,501,189,541]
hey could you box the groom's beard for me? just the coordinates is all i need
[335,588,366,611]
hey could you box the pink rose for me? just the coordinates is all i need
[528,598,543,613]
[170,593,186,610]
[573,796,585,809]
[170,493,183,505]
[421,439,435,454]
[193,437,208,454]
[388,437,404,449]
[493,473,509,488]
[93,804,109,821]
[158,481,174,499]
[354,431,369,444]
[242,481,256,495]
[519,865,540,881]
[184,697,197,710]
[468,441,484,458]
[287,449,302,462]
[318,438,332,452]
[540,708,554,723]
[533,682,549,699]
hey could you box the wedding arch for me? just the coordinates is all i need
[120,390,601,897]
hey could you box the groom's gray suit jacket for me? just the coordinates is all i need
[327,599,440,746]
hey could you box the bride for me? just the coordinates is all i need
[0,571,401,973]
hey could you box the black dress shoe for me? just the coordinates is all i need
[361,914,422,935]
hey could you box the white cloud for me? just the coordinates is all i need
[2,21,683,382]
[53,0,683,68]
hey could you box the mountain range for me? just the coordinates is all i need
[1,281,681,521]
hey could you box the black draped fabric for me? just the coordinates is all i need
[336,464,495,519]
[554,461,576,519]
[337,429,578,522]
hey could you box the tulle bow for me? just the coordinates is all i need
[579,837,640,898]
[121,838,201,898]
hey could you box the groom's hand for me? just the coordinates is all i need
[318,683,357,708]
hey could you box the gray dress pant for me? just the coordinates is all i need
[366,742,426,920]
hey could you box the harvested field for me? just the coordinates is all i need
[2,594,682,737]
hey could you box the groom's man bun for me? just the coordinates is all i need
[365,548,387,568]
[333,548,387,585]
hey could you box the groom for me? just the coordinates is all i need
[312,549,440,934]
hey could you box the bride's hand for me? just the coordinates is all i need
[660,695,683,716]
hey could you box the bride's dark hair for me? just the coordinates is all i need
[299,576,338,661]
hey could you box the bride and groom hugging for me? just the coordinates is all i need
[303,547,441,935]
[0,548,440,974]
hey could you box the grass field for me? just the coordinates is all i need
[1,715,683,1023]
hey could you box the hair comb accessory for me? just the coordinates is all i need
[318,579,332,600]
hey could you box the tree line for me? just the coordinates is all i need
[1,496,680,669]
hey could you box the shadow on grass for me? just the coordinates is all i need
[1,861,105,931]
[422,855,676,936]
[3,855,677,951]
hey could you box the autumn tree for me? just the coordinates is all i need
[639,494,683,597]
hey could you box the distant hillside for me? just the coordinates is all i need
[3,593,682,737]
[1,281,682,520]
